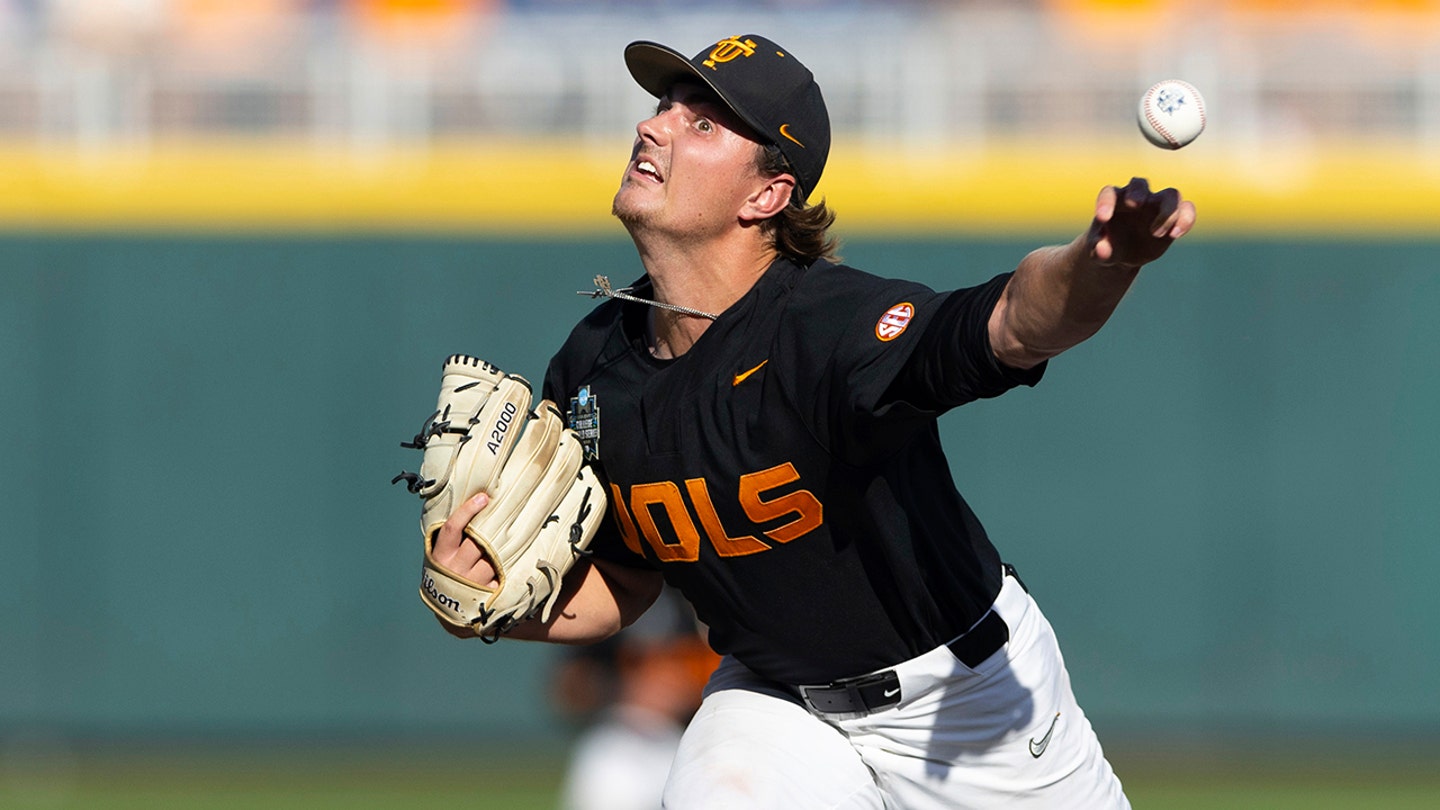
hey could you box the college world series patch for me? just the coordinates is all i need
[568,385,601,461]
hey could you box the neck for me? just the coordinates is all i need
[632,229,777,359]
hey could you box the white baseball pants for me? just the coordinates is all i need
[661,573,1130,809]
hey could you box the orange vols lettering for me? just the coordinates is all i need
[739,462,824,544]
[610,463,825,562]
[685,478,771,557]
[629,482,702,562]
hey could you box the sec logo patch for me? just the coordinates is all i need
[875,302,914,342]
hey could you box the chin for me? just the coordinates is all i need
[611,197,650,229]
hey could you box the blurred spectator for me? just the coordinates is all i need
[0,0,39,42]
[551,587,719,810]
[167,1,305,74]
[348,0,496,49]
[505,0,912,9]
[47,0,169,56]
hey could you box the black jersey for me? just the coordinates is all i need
[544,258,1045,685]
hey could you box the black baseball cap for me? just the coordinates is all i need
[624,34,831,202]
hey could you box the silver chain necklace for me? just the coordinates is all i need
[577,275,719,321]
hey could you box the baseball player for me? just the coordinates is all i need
[429,33,1195,808]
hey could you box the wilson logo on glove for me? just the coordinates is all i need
[421,572,461,613]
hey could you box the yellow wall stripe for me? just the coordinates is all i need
[3,137,1439,236]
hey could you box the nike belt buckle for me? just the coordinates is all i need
[801,670,902,716]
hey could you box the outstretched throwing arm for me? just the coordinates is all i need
[989,177,1196,369]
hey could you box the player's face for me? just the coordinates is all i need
[613,83,768,237]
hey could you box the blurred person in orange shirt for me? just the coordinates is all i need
[551,587,718,810]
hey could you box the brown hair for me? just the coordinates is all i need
[755,143,841,265]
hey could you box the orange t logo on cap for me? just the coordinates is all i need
[703,36,757,69]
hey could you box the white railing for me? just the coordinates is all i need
[1,5,1438,150]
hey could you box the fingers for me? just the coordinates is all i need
[1094,184,1119,223]
[1142,187,1196,241]
[1090,177,1195,266]
[436,492,488,556]
[433,492,500,586]
[1113,177,1195,236]
[1147,186,1180,236]
[1091,180,1146,261]
[1117,176,1151,209]
[1095,177,1163,222]
[1118,178,1188,221]
[1167,199,1198,239]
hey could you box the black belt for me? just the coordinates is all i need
[798,565,1025,717]
[798,607,1011,717]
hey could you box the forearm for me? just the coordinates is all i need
[440,558,664,645]
[988,178,1195,369]
[989,235,1140,369]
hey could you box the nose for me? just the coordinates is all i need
[635,107,674,145]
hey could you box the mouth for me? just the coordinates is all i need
[632,156,663,183]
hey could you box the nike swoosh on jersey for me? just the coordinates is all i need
[732,360,768,386]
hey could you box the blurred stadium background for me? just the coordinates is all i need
[3,1,1439,807]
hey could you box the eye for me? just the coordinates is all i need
[695,118,714,133]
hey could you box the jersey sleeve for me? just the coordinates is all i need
[881,272,1046,412]
[777,266,1043,466]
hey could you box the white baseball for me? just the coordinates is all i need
[1137,79,1206,149]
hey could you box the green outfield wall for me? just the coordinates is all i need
[2,234,1437,745]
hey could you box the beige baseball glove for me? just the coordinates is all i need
[393,354,606,640]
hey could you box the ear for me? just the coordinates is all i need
[739,174,796,223]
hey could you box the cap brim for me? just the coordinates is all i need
[624,41,770,143]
